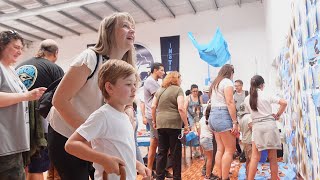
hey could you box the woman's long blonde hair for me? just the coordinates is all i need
[93,12,136,67]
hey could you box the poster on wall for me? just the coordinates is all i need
[87,43,154,83]
[160,35,180,72]
[134,43,154,82]
[306,35,320,63]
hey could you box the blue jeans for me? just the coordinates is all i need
[209,107,233,132]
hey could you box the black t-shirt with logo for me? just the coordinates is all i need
[16,57,64,90]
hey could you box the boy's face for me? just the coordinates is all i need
[108,74,137,106]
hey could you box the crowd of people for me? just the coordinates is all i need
[0,11,287,180]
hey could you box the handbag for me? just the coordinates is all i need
[178,131,197,145]
[178,132,187,145]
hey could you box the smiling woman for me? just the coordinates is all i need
[0,30,46,179]
[46,12,139,179]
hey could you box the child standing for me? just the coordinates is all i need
[199,104,218,180]
[65,60,151,180]
[245,75,287,180]
[238,102,252,178]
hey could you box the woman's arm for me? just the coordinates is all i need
[52,64,91,129]
[178,95,189,129]
[65,132,125,175]
[151,96,158,129]
[224,86,238,134]
[183,95,189,112]
[273,99,287,120]
[124,106,136,130]
[0,87,46,107]
[224,86,237,122]
[199,95,204,105]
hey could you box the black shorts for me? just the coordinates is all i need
[28,148,50,173]
[47,125,94,180]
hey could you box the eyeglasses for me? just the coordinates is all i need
[192,90,198,93]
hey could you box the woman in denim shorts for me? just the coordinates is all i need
[208,64,238,180]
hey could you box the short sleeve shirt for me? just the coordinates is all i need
[211,78,234,107]
[244,89,280,119]
[144,76,160,118]
[77,104,136,180]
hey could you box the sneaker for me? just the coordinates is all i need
[165,170,173,178]
[193,151,201,158]
[201,169,206,176]
[210,174,221,180]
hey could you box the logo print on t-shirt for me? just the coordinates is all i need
[16,65,38,90]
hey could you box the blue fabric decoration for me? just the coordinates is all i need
[188,28,231,67]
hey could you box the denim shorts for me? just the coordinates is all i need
[200,137,213,151]
[208,107,233,132]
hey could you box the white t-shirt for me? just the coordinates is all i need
[210,78,234,107]
[77,104,136,180]
[48,49,104,138]
[239,114,252,144]
[199,117,213,139]
[244,89,280,119]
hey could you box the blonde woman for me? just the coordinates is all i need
[47,12,136,179]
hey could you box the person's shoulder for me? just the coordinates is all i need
[75,48,96,61]
[144,76,152,83]
[16,57,36,67]
[222,78,233,83]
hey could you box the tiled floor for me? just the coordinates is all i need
[137,146,242,180]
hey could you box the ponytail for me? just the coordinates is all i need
[249,75,265,111]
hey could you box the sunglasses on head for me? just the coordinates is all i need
[2,30,20,41]
[8,30,18,35]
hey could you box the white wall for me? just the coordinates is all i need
[263,0,291,92]
[23,1,267,92]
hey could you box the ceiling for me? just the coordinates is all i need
[0,0,262,42]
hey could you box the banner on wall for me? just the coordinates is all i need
[160,35,180,72]
[134,43,154,82]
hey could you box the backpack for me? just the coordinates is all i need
[37,51,100,118]
[234,90,249,97]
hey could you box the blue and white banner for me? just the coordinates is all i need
[160,35,180,72]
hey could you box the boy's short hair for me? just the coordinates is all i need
[98,59,138,99]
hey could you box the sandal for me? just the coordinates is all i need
[210,174,221,180]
